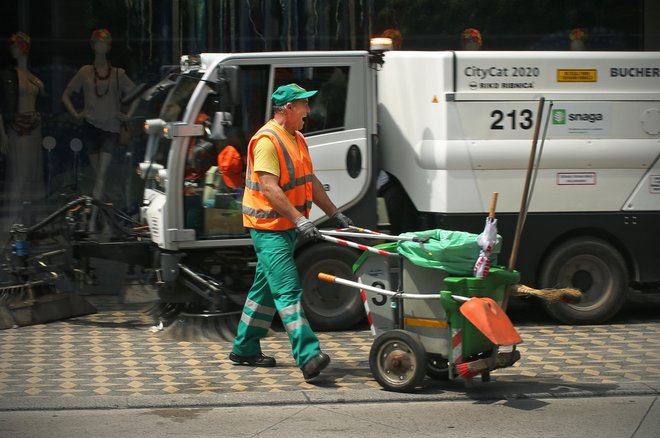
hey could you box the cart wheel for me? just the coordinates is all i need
[426,354,450,380]
[369,329,427,392]
[481,371,491,382]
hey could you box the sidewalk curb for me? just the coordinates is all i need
[1,383,657,412]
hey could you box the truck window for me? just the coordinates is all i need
[183,65,269,239]
[148,73,201,192]
[274,66,350,135]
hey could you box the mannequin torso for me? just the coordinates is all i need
[1,43,46,215]
[63,43,134,133]
[13,47,44,113]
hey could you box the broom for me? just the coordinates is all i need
[456,98,579,379]
[510,283,581,304]
[501,97,581,309]
[456,350,522,379]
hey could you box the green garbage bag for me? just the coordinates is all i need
[396,229,501,275]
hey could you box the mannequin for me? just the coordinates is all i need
[569,28,588,51]
[61,28,135,202]
[461,28,482,51]
[381,29,403,50]
[0,32,46,220]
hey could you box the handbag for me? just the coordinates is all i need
[119,121,131,146]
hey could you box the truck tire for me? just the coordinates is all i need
[381,182,417,235]
[296,243,364,331]
[540,237,627,324]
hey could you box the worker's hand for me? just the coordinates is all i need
[295,216,321,240]
[332,211,353,228]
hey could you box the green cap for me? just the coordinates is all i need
[271,83,317,106]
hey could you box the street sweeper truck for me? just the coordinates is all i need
[132,42,659,337]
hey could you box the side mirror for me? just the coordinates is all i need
[216,65,239,106]
[210,112,233,140]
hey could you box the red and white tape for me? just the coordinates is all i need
[320,234,397,257]
[452,327,463,364]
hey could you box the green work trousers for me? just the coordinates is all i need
[231,228,321,368]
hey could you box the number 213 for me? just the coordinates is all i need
[490,109,533,130]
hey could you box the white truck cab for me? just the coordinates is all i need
[141,51,379,330]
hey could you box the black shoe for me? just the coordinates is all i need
[229,352,276,367]
[301,352,330,381]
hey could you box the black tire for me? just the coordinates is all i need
[369,329,427,392]
[540,237,628,324]
[381,182,417,235]
[426,354,450,380]
[296,243,364,331]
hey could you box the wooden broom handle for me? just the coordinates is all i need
[508,97,546,272]
[489,192,498,219]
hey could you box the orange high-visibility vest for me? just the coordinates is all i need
[242,121,314,230]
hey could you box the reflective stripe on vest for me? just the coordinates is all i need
[242,123,314,230]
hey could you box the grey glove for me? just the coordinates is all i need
[295,216,321,240]
[332,211,353,228]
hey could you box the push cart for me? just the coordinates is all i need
[318,227,523,392]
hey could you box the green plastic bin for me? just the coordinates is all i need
[439,267,520,359]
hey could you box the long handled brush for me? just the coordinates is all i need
[502,97,582,309]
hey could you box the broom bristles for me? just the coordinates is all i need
[511,284,582,304]
[456,359,489,379]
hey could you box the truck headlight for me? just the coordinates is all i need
[163,122,205,139]
[144,118,167,135]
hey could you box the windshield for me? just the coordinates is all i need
[144,72,202,191]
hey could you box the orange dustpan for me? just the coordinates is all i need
[459,297,522,346]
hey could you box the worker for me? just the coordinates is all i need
[217,145,245,191]
[230,83,353,381]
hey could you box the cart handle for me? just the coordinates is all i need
[321,229,430,243]
[319,234,399,257]
[318,272,468,303]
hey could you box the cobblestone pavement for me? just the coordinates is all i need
[0,295,659,400]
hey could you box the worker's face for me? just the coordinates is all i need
[287,99,310,131]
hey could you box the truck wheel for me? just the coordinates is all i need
[296,243,364,330]
[426,354,450,380]
[540,237,627,324]
[382,182,417,235]
[369,329,427,392]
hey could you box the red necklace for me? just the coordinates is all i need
[93,64,111,98]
